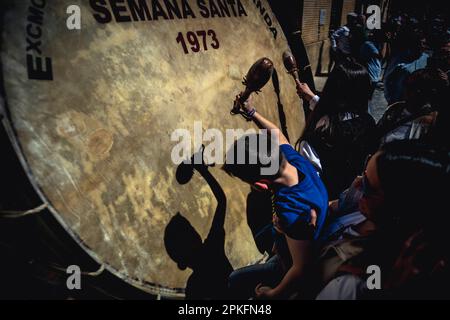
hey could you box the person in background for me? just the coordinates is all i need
[383,28,429,104]
[376,68,448,147]
[350,14,368,59]
[330,13,358,65]
[423,38,450,148]
[316,140,449,300]
[296,59,376,200]
[428,34,450,77]
[360,29,388,98]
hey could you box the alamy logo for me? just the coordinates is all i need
[366,265,382,290]
[66,5,81,30]
[366,5,381,30]
[66,265,81,290]
[171,122,280,176]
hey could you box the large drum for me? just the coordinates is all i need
[0,0,303,297]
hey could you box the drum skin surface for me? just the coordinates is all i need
[1,0,303,294]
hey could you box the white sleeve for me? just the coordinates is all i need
[299,140,322,171]
[309,95,320,111]
[316,275,367,300]
[330,28,340,49]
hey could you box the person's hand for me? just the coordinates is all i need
[329,199,339,213]
[272,214,283,234]
[384,230,446,290]
[295,80,315,101]
[273,209,317,232]
[309,208,317,227]
[255,283,276,300]
[351,176,363,190]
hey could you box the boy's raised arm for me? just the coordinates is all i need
[235,93,290,146]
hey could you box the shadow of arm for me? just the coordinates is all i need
[197,168,227,236]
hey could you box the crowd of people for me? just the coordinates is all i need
[222,10,449,300]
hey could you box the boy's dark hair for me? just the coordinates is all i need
[222,133,280,183]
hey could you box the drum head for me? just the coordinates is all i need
[1,0,303,295]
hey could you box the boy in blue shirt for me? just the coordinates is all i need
[224,94,328,299]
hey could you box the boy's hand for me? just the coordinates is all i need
[309,208,317,227]
[235,93,255,113]
[255,283,276,299]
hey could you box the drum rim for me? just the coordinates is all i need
[0,89,186,299]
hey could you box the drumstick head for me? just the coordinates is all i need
[244,57,274,92]
[282,51,298,73]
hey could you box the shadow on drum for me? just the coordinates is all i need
[165,156,233,299]
[246,190,275,255]
[0,125,156,299]
[271,69,290,143]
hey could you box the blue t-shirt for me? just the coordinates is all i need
[273,144,329,240]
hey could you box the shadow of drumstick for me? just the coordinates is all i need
[246,189,274,255]
[271,69,290,143]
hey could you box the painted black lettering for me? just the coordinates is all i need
[27,6,44,26]
[127,0,152,21]
[110,0,132,22]
[152,0,169,20]
[30,0,46,9]
[26,38,42,55]
[90,0,112,23]
[27,54,53,80]
[217,0,230,17]
[26,24,42,39]
[181,0,196,19]
[209,0,221,18]
[197,0,209,18]
[164,0,182,19]
[237,0,247,16]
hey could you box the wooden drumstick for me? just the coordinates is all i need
[282,51,300,84]
[231,57,274,115]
